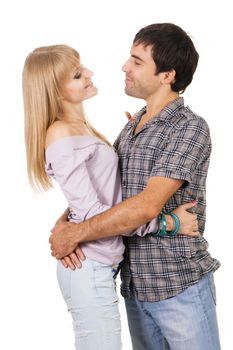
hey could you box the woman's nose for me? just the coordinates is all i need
[83,67,93,77]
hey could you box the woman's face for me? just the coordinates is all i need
[61,64,98,104]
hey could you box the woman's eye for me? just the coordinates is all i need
[74,72,81,79]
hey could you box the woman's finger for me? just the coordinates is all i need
[179,200,197,211]
[125,111,132,120]
[64,256,76,270]
[70,253,82,268]
[75,246,86,261]
[61,258,68,268]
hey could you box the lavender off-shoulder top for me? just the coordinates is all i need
[46,135,158,265]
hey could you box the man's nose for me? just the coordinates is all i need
[122,59,130,72]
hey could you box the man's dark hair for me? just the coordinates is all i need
[134,23,199,93]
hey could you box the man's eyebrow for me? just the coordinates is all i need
[131,54,145,63]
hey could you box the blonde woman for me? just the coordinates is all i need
[23,45,198,350]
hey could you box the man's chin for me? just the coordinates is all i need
[124,87,135,97]
[124,88,142,99]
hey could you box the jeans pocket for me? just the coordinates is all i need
[208,273,217,305]
[93,261,118,303]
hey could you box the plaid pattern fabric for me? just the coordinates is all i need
[114,97,220,301]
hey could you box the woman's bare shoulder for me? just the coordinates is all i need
[46,121,75,148]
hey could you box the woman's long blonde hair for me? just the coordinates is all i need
[23,45,110,192]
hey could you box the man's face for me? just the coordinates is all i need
[122,43,161,100]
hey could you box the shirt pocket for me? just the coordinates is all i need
[136,143,163,157]
[136,142,166,167]
[128,144,164,175]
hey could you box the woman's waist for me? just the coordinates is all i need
[81,236,125,265]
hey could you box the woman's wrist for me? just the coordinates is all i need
[165,214,174,231]
[152,213,180,237]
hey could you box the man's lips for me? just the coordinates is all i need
[125,77,133,84]
[85,82,93,88]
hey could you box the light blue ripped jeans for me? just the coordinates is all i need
[57,258,122,350]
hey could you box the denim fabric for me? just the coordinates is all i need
[57,259,122,350]
[125,272,221,350]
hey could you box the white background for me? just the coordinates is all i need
[0,0,232,349]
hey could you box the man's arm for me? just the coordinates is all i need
[49,176,184,258]
[51,207,86,269]
[55,207,69,224]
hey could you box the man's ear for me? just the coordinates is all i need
[161,69,176,85]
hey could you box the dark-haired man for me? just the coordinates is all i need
[50,23,220,349]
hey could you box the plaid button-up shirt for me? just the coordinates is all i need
[114,97,220,301]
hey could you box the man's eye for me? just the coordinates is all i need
[74,72,81,79]
[134,61,141,66]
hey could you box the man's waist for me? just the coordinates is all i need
[124,234,209,258]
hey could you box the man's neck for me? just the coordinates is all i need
[144,91,179,123]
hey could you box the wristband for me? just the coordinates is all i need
[167,212,180,236]
[152,212,180,237]
[152,213,167,236]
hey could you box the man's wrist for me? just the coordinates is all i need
[69,220,90,246]
[56,208,69,225]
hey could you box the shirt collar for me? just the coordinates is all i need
[131,97,185,129]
